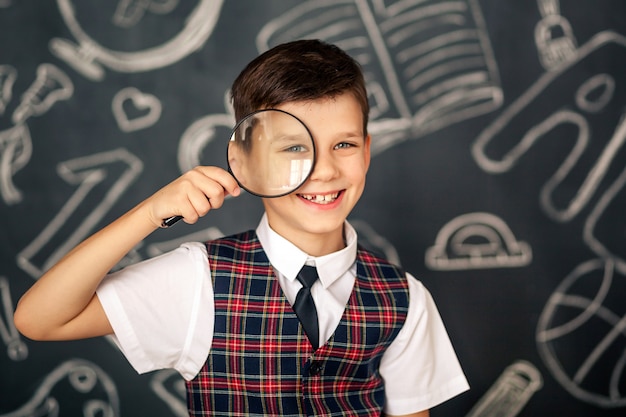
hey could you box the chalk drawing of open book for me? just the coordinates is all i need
[258,0,504,155]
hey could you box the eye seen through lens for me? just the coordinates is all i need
[227,109,315,197]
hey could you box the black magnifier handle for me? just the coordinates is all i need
[161,215,182,228]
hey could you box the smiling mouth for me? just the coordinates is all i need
[298,191,341,204]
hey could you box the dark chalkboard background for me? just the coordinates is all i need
[1,1,625,416]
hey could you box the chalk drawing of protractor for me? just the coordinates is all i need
[0,359,119,417]
[466,360,543,417]
[425,212,532,270]
[17,148,143,279]
[472,31,626,224]
[257,0,503,156]
[49,0,224,81]
[0,276,28,361]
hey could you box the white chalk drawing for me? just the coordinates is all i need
[583,134,626,275]
[534,0,578,70]
[0,65,17,116]
[112,87,162,132]
[472,32,626,221]
[49,0,224,81]
[113,0,180,28]
[466,360,543,417]
[257,0,503,156]
[17,148,143,279]
[177,90,234,174]
[0,64,73,205]
[350,219,401,266]
[425,212,532,270]
[150,369,187,417]
[12,63,74,125]
[0,359,119,417]
[537,258,626,408]
[0,124,32,205]
[178,113,234,173]
[0,277,28,362]
[471,31,626,276]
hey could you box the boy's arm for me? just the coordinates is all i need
[14,166,239,341]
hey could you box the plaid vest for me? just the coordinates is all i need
[186,231,409,416]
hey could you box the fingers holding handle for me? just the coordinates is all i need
[156,166,240,228]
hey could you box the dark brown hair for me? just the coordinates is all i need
[231,39,369,135]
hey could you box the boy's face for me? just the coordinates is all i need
[262,93,371,255]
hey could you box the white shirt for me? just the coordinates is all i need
[97,214,469,415]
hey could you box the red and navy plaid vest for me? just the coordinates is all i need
[186,230,409,416]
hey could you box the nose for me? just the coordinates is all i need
[309,148,339,182]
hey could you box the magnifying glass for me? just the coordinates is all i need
[162,109,316,227]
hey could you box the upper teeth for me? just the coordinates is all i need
[301,193,339,204]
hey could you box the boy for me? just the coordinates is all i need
[15,40,469,416]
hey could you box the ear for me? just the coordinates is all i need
[364,134,372,171]
[227,154,240,175]
[227,147,247,184]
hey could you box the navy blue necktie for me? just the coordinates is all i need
[293,265,319,349]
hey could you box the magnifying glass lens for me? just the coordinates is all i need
[227,109,315,197]
[162,109,315,227]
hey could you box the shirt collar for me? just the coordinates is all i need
[256,213,357,289]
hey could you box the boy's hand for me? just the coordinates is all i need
[145,166,240,227]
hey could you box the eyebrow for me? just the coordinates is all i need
[270,133,312,147]
[335,130,365,139]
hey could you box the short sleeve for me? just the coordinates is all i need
[380,273,469,415]
[96,242,214,380]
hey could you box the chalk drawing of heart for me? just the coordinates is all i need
[112,87,162,132]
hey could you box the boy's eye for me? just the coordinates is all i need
[334,142,354,150]
[284,144,307,152]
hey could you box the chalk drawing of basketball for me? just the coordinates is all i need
[536,258,626,408]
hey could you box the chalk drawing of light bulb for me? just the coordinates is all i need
[49,0,224,81]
